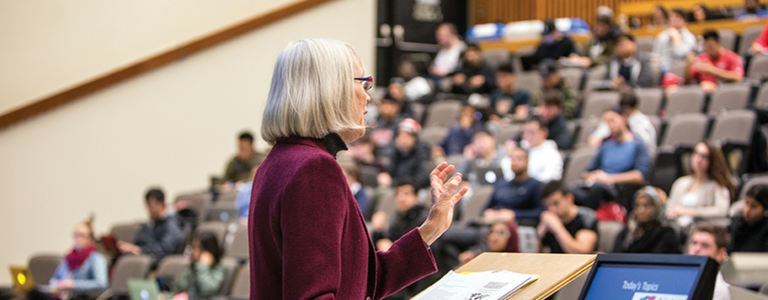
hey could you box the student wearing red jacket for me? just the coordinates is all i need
[685,30,744,93]
[249,38,468,300]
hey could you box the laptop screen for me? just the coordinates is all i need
[583,263,700,300]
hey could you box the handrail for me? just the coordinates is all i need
[0,0,334,131]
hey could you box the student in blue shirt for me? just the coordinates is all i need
[735,0,768,20]
[572,106,651,211]
[49,219,108,297]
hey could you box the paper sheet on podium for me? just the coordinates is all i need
[411,270,538,300]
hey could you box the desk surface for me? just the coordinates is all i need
[454,253,596,300]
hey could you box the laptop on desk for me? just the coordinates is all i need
[128,279,160,300]
[475,167,504,185]
[9,265,35,293]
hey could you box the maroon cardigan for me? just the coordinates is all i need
[248,135,437,299]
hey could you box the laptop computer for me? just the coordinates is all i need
[475,167,503,185]
[128,279,160,300]
[101,234,119,252]
[9,265,35,293]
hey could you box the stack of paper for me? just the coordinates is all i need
[412,270,539,300]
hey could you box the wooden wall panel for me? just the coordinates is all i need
[472,0,622,28]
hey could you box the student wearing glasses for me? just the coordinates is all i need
[249,38,468,300]
[666,142,735,229]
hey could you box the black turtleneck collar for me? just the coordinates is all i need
[320,133,348,158]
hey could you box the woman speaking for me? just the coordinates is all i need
[248,38,469,299]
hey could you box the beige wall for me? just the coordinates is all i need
[0,0,376,285]
[0,0,298,115]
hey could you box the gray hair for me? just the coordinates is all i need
[261,38,364,145]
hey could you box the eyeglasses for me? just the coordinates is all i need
[355,76,373,92]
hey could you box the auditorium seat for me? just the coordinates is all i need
[176,192,213,224]
[666,87,706,118]
[516,226,540,254]
[739,25,766,57]
[516,71,542,93]
[424,100,462,128]
[228,264,250,300]
[481,48,511,70]
[747,55,768,82]
[409,102,425,123]
[218,257,240,296]
[217,191,238,203]
[708,84,751,115]
[562,147,598,187]
[419,126,450,147]
[109,254,152,295]
[571,116,601,149]
[709,110,756,174]
[561,67,584,91]
[458,185,494,226]
[597,221,625,253]
[28,254,62,290]
[110,223,141,244]
[635,87,663,116]
[755,82,768,109]
[495,123,523,145]
[195,221,230,250]
[373,187,398,226]
[155,255,189,288]
[581,92,620,119]
[739,175,768,201]
[660,113,708,148]
[636,36,655,54]
[718,29,737,52]
[225,225,249,262]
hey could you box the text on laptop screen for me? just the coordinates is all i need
[583,263,700,300]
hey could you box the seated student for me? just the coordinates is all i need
[692,3,712,23]
[687,223,731,300]
[483,147,544,226]
[370,96,403,146]
[47,218,108,297]
[459,130,512,186]
[221,131,267,188]
[234,167,258,224]
[347,135,386,173]
[649,5,670,29]
[589,91,657,156]
[536,94,573,150]
[535,19,578,63]
[735,0,768,20]
[653,9,697,72]
[434,105,482,158]
[729,185,768,253]
[667,142,734,228]
[538,180,599,254]
[118,189,185,265]
[684,30,744,94]
[572,15,618,68]
[371,179,429,252]
[169,233,227,299]
[614,186,680,254]
[531,59,578,120]
[607,34,654,88]
[458,221,520,266]
[451,43,497,95]
[378,119,432,189]
[341,161,371,219]
[397,59,432,102]
[509,116,562,183]
[489,63,531,118]
[573,107,651,211]
[430,23,466,78]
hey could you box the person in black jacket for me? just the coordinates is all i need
[118,188,185,265]
[614,186,680,254]
[451,43,497,95]
[730,184,768,253]
[535,19,577,62]
[379,118,433,190]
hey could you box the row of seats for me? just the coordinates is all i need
[25,253,250,300]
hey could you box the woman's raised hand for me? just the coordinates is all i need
[419,162,469,246]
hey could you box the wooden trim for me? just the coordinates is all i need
[0,0,334,131]
[619,0,768,16]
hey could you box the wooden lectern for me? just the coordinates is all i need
[454,253,596,300]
